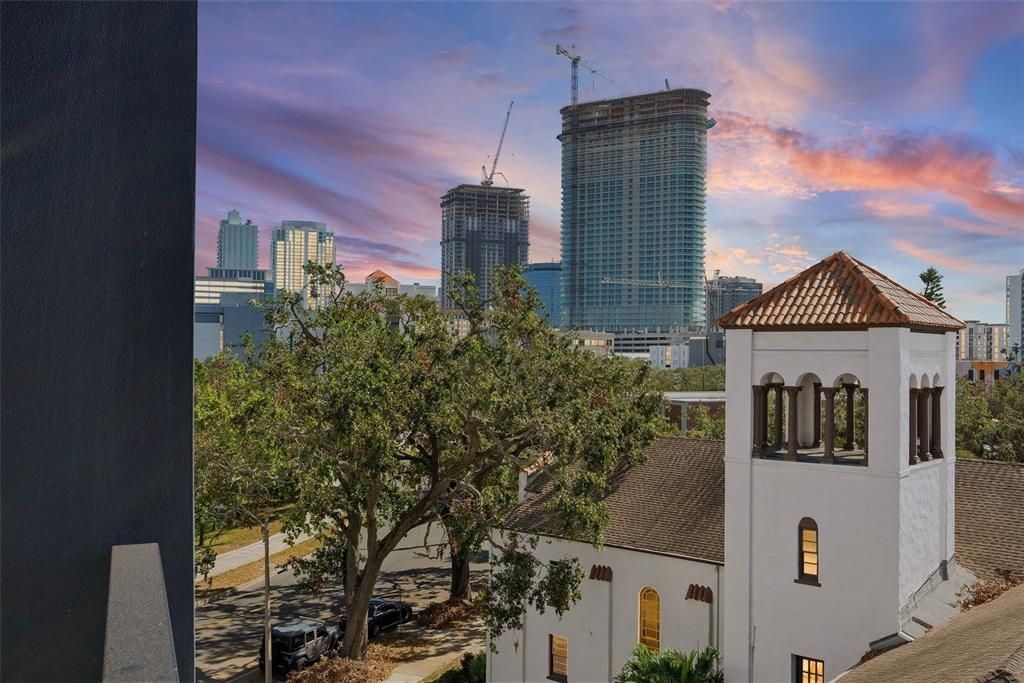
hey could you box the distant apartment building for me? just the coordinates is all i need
[346,269,437,300]
[574,330,614,357]
[194,292,274,360]
[650,343,689,369]
[194,268,273,305]
[523,262,561,324]
[217,209,259,270]
[271,220,336,308]
[648,332,725,370]
[956,320,1009,361]
[1007,269,1023,352]
[706,273,762,331]
[440,184,529,308]
[560,88,713,332]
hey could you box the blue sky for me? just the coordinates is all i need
[197,1,1024,322]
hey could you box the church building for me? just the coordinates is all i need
[487,252,1024,682]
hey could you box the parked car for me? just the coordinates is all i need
[258,617,339,673]
[339,598,414,639]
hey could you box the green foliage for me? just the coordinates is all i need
[686,405,725,440]
[248,263,666,658]
[652,365,726,392]
[615,644,724,683]
[436,651,486,683]
[919,267,946,309]
[956,375,1024,461]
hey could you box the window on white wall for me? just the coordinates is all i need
[794,654,824,683]
[639,587,660,651]
[548,634,568,682]
[797,517,820,585]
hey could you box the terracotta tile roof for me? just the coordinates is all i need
[365,269,399,286]
[717,251,964,331]
[956,459,1024,582]
[505,437,725,563]
[840,583,1024,683]
[685,584,714,603]
[589,564,613,582]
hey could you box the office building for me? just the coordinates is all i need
[1007,269,1023,352]
[956,320,1008,361]
[217,209,259,270]
[440,184,529,308]
[560,88,713,332]
[523,262,561,324]
[346,269,437,300]
[706,272,763,331]
[612,330,694,356]
[194,292,275,360]
[271,220,336,308]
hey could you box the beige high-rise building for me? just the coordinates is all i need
[270,220,336,308]
[956,320,1009,361]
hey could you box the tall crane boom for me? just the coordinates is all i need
[481,100,513,187]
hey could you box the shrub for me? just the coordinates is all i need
[615,644,723,683]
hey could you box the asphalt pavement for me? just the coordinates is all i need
[195,523,486,682]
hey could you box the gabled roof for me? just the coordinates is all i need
[717,251,964,331]
[365,269,399,286]
[839,583,1024,683]
[505,437,725,563]
[956,459,1024,582]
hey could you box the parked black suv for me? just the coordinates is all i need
[339,598,413,639]
[258,617,339,673]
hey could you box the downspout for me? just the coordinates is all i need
[748,458,755,680]
[608,580,614,682]
[521,607,527,683]
[715,564,722,650]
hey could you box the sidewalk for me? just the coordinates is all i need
[208,531,311,577]
[384,622,485,683]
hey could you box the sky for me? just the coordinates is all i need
[197,1,1024,323]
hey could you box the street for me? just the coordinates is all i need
[196,524,487,681]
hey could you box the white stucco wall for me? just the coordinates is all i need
[489,537,722,683]
[725,327,956,683]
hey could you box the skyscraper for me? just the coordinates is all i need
[706,273,763,331]
[523,262,562,324]
[440,184,529,308]
[271,220,336,308]
[217,209,259,270]
[560,89,713,332]
[1007,269,1022,352]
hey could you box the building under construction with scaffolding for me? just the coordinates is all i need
[440,184,529,308]
[559,88,713,332]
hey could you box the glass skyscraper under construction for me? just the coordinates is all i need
[559,89,713,332]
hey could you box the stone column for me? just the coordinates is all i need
[918,388,931,461]
[785,386,801,460]
[930,386,943,458]
[909,388,919,465]
[751,386,763,457]
[760,385,770,449]
[822,388,837,464]
[812,382,822,448]
[773,384,784,452]
[843,383,858,450]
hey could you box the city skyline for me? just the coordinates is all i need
[196,1,1023,322]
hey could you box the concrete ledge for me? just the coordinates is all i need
[103,543,179,682]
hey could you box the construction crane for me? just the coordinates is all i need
[481,100,513,187]
[556,45,611,326]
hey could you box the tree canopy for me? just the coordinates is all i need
[919,267,946,309]
[247,264,667,658]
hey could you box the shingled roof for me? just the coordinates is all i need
[717,251,964,331]
[956,459,1024,581]
[839,582,1024,683]
[505,437,725,563]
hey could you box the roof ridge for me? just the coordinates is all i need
[840,252,912,325]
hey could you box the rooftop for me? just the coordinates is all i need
[717,251,964,332]
[506,437,725,563]
[956,459,1024,582]
[839,583,1024,683]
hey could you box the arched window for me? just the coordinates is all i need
[797,518,820,585]
[639,587,660,651]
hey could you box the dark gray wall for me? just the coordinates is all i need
[1,2,196,680]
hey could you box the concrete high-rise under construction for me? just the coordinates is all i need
[560,89,713,332]
[440,184,529,308]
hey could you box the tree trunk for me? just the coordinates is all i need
[263,522,272,683]
[337,558,382,660]
[449,547,472,603]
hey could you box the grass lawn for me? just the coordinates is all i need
[197,536,322,592]
[206,503,293,555]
